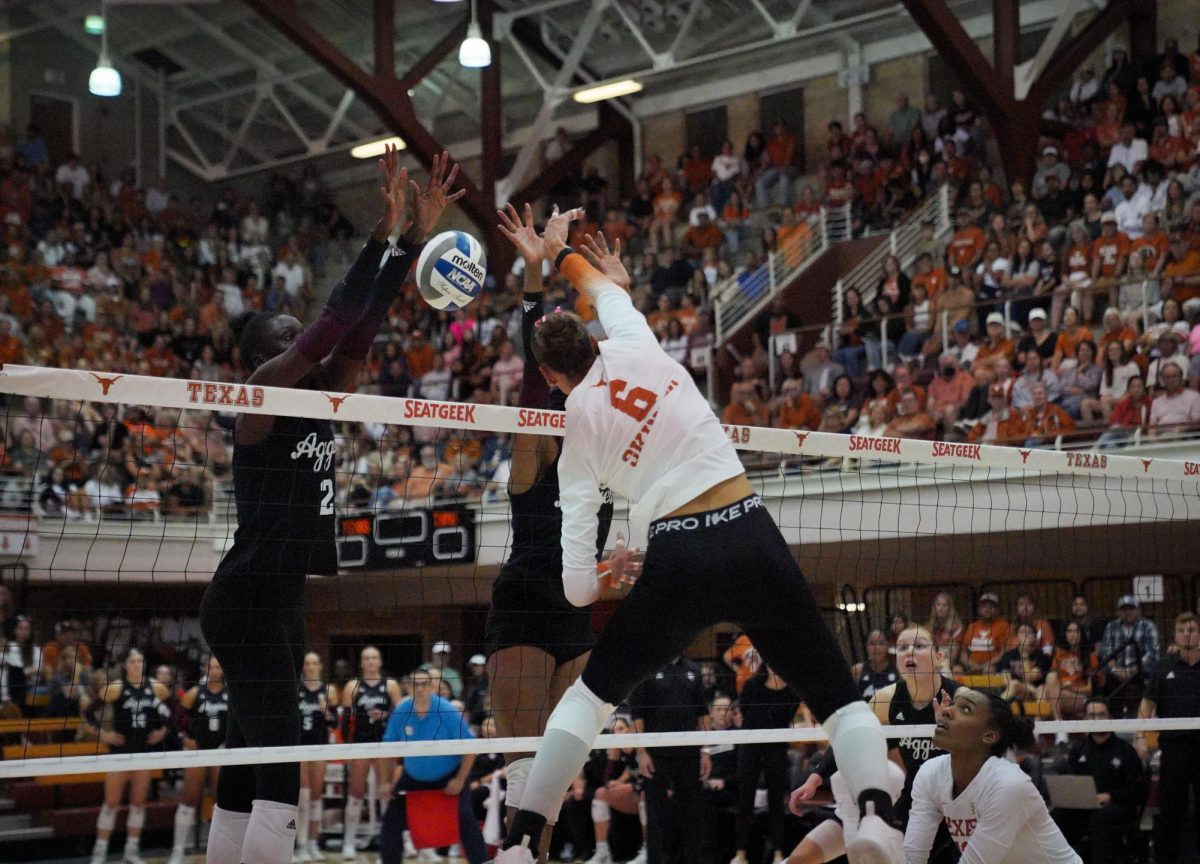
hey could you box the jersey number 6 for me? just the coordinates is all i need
[609,379,657,422]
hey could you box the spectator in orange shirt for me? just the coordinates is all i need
[41,620,94,677]
[650,176,683,251]
[910,252,947,303]
[681,143,713,193]
[948,208,987,273]
[1043,620,1095,720]
[722,634,759,694]
[1129,212,1170,275]
[722,382,769,428]
[968,383,1030,445]
[680,212,722,261]
[885,363,926,414]
[1161,231,1200,307]
[1051,305,1094,373]
[973,312,1016,370]
[960,593,1011,674]
[775,208,813,270]
[772,377,821,431]
[1089,212,1130,322]
[0,318,22,364]
[1023,382,1076,446]
[755,120,796,208]
[883,389,935,440]
[926,353,974,431]
[405,329,435,380]
[1013,592,1056,657]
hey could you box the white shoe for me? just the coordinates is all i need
[447,844,463,861]
[341,840,357,861]
[728,856,746,864]
[403,831,418,857]
[122,852,148,864]
[846,808,903,864]
[167,850,186,864]
[628,846,647,864]
[417,850,443,863]
[308,839,325,860]
[90,849,108,864]
[295,845,313,863]
[584,846,612,864]
[490,843,536,864]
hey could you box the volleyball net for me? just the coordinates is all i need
[1,363,1199,779]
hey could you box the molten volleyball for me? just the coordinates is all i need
[415,230,487,311]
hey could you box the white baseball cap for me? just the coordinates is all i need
[986,312,1005,326]
[432,640,451,655]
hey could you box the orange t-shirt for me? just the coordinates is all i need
[960,619,1011,668]
[1054,326,1093,360]
[912,268,948,302]
[684,222,722,250]
[405,344,436,379]
[1050,648,1094,689]
[1130,233,1170,273]
[974,338,1015,369]
[1024,403,1076,437]
[728,635,757,693]
[777,395,821,431]
[0,334,23,364]
[1100,325,1137,349]
[1165,249,1200,303]
[948,227,986,270]
[766,133,796,168]
[1091,232,1130,277]
[722,401,768,427]
[1064,243,1090,275]
[885,385,927,414]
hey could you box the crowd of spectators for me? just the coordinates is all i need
[734,38,1200,450]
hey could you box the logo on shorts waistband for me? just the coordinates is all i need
[648,496,763,538]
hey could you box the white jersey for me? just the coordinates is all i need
[905,754,1080,864]
[557,258,744,606]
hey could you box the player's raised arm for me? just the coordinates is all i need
[556,419,606,607]
[541,207,655,345]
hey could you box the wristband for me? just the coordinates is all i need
[554,246,578,271]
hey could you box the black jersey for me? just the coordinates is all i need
[113,679,166,753]
[891,675,961,818]
[216,415,338,582]
[299,683,328,744]
[350,678,392,743]
[738,673,803,730]
[857,660,899,700]
[190,685,229,750]
[506,454,613,577]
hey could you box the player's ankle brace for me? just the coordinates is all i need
[858,789,896,827]
[503,811,548,856]
[821,700,890,808]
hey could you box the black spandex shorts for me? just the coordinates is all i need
[485,567,595,667]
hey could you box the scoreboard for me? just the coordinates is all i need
[335,507,476,569]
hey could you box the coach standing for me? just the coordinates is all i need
[630,656,711,864]
[1136,611,1200,864]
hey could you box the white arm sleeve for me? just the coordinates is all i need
[557,426,604,608]
[903,762,942,864]
[594,286,657,346]
[958,774,1037,864]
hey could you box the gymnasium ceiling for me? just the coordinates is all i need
[6,0,1069,181]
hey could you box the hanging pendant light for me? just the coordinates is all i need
[89,3,121,97]
[458,0,491,68]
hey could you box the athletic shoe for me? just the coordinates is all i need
[294,845,312,863]
[341,840,357,861]
[166,851,185,864]
[308,839,325,860]
[489,845,535,864]
[121,852,148,864]
[583,845,612,864]
[728,855,746,864]
[403,831,418,857]
[627,845,647,864]
[416,850,443,863]
[89,849,107,864]
[447,843,463,860]
[845,805,903,864]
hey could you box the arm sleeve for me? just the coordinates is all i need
[558,253,656,345]
[557,430,605,608]
[296,236,388,361]
[518,296,550,408]
[333,238,419,361]
[903,763,941,864]
[958,774,1039,864]
[810,746,837,780]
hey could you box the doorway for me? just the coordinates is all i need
[29,93,77,164]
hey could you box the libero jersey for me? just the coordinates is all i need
[905,754,1081,864]
[557,256,744,605]
[217,415,338,579]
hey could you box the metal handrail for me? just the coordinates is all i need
[712,203,850,344]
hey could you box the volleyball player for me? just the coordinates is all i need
[488,204,618,843]
[297,651,337,862]
[789,626,959,864]
[340,645,402,860]
[90,648,172,864]
[493,212,902,864]
[169,656,229,864]
[905,689,1080,863]
[199,147,461,864]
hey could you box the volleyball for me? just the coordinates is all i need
[415,230,487,311]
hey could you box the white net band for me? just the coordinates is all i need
[3,718,1198,779]
[2,363,1198,483]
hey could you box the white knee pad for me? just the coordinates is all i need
[821,701,889,804]
[804,818,846,861]
[126,806,146,831]
[591,798,611,822]
[97,804,118,832]
[545,679,615,745]
[505,757,533,810]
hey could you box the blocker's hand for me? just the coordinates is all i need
[406,150,465,243]
[497,202,545,265]
[540,204,585,259]
[580,232,631,291]
[373,142,414,243]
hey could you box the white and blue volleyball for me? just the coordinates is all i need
[416,230,487,311]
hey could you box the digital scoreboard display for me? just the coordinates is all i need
[335,507,476,569]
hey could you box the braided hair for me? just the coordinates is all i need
[980,690,1035,757]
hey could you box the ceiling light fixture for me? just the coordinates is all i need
[458,0,491,68]
[573,79,643,104]
[351,136,407,159]
[88,4,121,97]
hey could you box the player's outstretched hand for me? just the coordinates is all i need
[788,773,823,816]
[497,202,544,265]
[407,150,466,242]
[540,204,585,259]
[580,232,630,291]
[373,142,412,242]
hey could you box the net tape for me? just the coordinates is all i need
[4,718,1200,778]
[2,364,1198,482]
[2,363,1198,777]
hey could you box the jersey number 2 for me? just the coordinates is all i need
[609,379,656,422]
[319,478,334,516]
